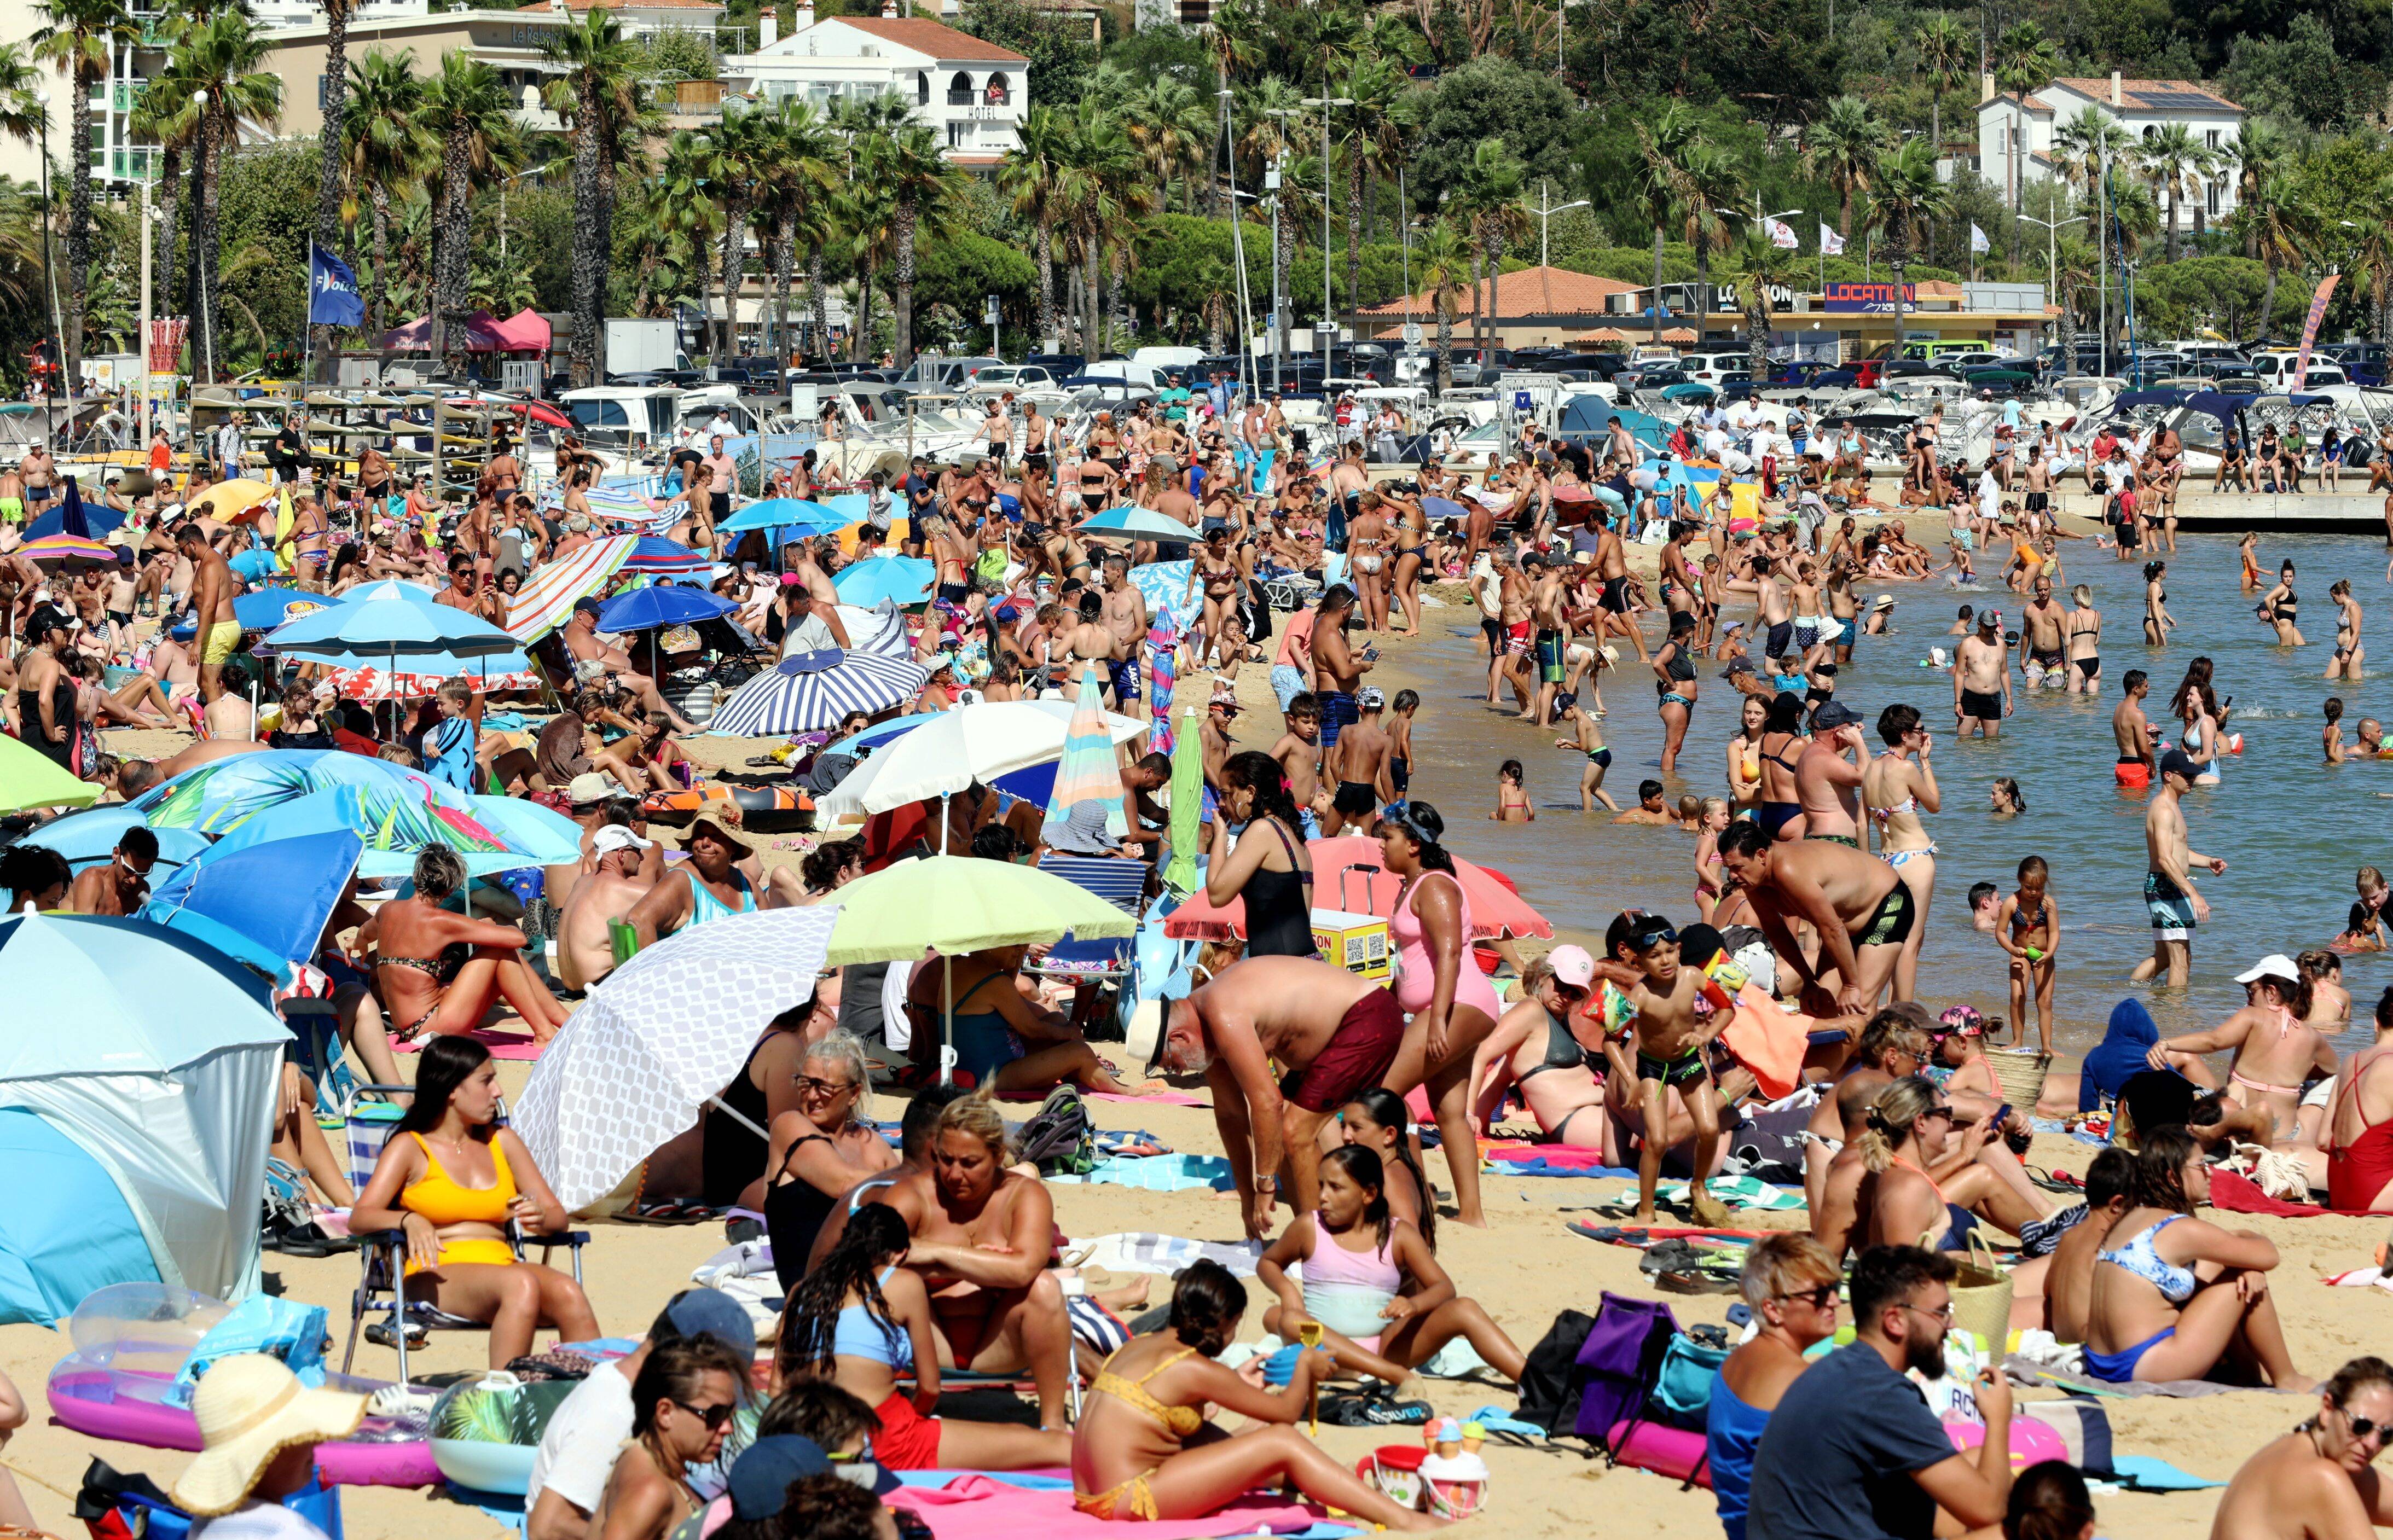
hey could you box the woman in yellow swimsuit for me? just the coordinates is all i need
[349,1036,598,1367]
[1068,1260,1440,1530]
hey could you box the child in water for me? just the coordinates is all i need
[2340,865,2388,952]
[1491,758,1533,822]
[2325,696,2348,764]
[1994,854,2060,1054]
[1551,691,1616,811]
[1386,689,1419,811]
[1612,778,1674,826]
[1693,797,1732,921]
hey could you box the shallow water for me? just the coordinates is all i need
[1382,530,2393,1056]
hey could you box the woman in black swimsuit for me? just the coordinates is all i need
[762,1030,902,1296]
[1754,689,1810,841]
[1206,752,1316,958]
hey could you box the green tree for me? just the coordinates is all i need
[882,122,961,368]
[748,97,832,366]
[2229,162,2311,340]
[1404,56,1573,213]
[700,104,768,360]
[1449,136,1525,350]
[170,9,281,380]
[31,0,139,388]
[1864,137,1949,336]
[1800,95,1885,241]
[417,54,517,369]
[1412,217,1468,392]
[997,104,1071,348]
[543,7,644,384]
[341,48,430,336]
[1632,104,1699,347]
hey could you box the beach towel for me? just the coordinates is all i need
[1076,1233,1266,1279]
[887,1473,1321,1540]
[1581,1175,1806,1213]
[2001,1353,2298,1399]
[1488,1155,1639,1179]
[2207,1167,2375,1218]
[395,1026,544,1060]
[1049,1154,1234,1193]
[2109,1455,2228,1492]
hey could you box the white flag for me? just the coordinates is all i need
[1819,223,1846,255]
[1765,217,1799,249]
[1970,222,1991,253]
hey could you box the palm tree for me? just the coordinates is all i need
[31,0,139,388]
[1342,55,1409,314]
[749,97,831,368]
[1451,136,1525,350]
[1633,104,1697,347]
[1864,138,1949,334]
[1726,226,1799,377]
[833,173,895,363]
[1914,14,1969,171]
[1801,95,1885,241]
[170,8,279,381]
[2139,120,2207,262]
[1121,76,1209,213]
[128,55,192,347]
[2347,177,2393,343]
[0,46,42,150]
[880,121,959,369]
[1412,216,1468,393]
[417,53,516,369]
[1065,100,1152,356]
[997,104,1071,349]
[2230,168,2311,341]
[1993,19,2056,264]
[542,7,642,385]
[700,105,769,362]
[341,49,429,337]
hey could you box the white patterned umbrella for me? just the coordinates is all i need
[512,904,838,1210]
[711,646,929,737]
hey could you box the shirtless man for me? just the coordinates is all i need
[1794,699,1868,845]
[1098,557,1149,717]
[559,601,700,733]
[1952,608,2010,736]
[176,521,239,704]
[1325,686,1394,835]
[1726,553,1794,675]
[1585,512,1647,664]
[2131,748,2224,989]
[1525,556,1571,727]
[19,444,56,518]
[1308,585,1374,784]
[2209,1357,2393,1540]
[2147,955,2337,1140]
[64,829,157,916]
[874,1098,1075,1429]
[2113,668,2157,787]
[554,824,658,991]
[2020,577,2068,688]
[1159,954,1410,1234]
[1717,818,1916,1014]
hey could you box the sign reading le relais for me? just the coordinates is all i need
[1823,282,1917,314]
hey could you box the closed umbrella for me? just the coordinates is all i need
[1162,703,1203,895]
[505,534,637,642]
[512,905,838,1210]
[831,555,935,609]
[823,856,1137,1084]
[1041,667,1128,842]
[813,698,1146,820]
[0,734,100,814]
[1164,835,1553,941]
[710,647,928,737]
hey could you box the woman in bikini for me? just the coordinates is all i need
[2143,560,2174,646]
[1388,489,1428,638]
[1186,526,1245,671]
[2146,964,2329,1141]
[358,847,569,1045]
[2083,1129,2311,1388]
[2238,531,2263,594]
[2326,579,2364,680]
[2063,583,2103,693]
[2261,559,2306,646]
[1652,611,1701,775]
[1068,1260,1437,1530]
[1726,693,1768,816]
[1861,702,1940,1001]
[1469,949,1604,1148]
[1345,490,1390,632]
[1838,1077,2058,1283]
[1753,689,1809,841]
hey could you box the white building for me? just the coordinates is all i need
[1978,73,2244,231]
[720,11,1026,168]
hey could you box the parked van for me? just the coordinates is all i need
[2250,352,2347,390]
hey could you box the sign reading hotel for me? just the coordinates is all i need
[1823,282,1916,313]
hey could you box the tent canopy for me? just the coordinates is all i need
[378,307,549,354]
[0,1108,156,1327]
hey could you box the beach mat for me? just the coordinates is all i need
[2208,1167,2383,1218]
[888,1473,1321,1539]
[1051,1154,1233,1193]
[2111,1455,2226,1492]
[395,1026,543,1060]
[2002,1353,2301,1399]
[1075,1232,1266,1278]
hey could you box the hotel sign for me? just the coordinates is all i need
[1824,282,1915,313]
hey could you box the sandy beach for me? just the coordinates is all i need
[9,534,2390,1540]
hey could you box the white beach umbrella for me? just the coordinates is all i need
[814,698,1148,821]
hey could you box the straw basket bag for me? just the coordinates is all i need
[1989,1050,2053,1112]
[1936,1228,2015,1352]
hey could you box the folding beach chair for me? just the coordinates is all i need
[338,1084,590,1385]
[1261,572,1320,612]
[1024,853,1151,990]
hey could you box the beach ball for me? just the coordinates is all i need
[1943,1415,2067,1471]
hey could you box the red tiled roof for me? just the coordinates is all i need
[1356,265,1642,319]
[822,16,1028,61]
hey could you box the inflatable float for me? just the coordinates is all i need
[641,780,813,832]
[47,1284,440,1489]
[1603,1413,2068,1492]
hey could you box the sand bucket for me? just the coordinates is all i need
[1355,1445,1425,1510]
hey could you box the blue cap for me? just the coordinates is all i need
[728,1436,833,1520]
[659,1287,758,1365]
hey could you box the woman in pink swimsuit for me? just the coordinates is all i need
[1378,803,1499,1229]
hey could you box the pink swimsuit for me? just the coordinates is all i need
[1389,873,1503,1020]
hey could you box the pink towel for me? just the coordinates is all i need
[393,1026,546,1061]
[887,1475,1319,1539]
[1487,1141,1611,1167]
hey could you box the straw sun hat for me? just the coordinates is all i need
[172,1354,366,1517]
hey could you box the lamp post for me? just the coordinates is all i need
[1532,180,1589,269]
[1301,92,1352,355]
[1265,104,1303,390]
[2018,211,2084,300]
[194,86,213,383]
[138,167,152,449]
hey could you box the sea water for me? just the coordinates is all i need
[1386,531,2393,1054]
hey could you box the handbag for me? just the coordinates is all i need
[1649,1333,1730,1428]
[1942,1228,2016,1353]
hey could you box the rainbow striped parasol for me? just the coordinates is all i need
[1041,667,1129,842]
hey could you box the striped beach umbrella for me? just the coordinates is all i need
[1041,668,1129,842]
[505,534,636,642]
[709,647,929,737]
[20,534,117,569]
[624,537,710,576]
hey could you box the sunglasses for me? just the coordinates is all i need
[795,1074,857,1097]
[1774,1285,1840,1311]
[674,1399,737,1430]
[2338,1406,2390,1441]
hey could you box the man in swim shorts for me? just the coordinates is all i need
[1307,584,1372,782]
[1718,818,1916,1015]
[2113,669,2156,786]
[2131,749,2222,989]
[1161,954,1409,1238]
[176,521,239,705]
[1952,609,2010,736]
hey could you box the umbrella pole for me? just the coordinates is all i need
[705,1093,771,1141]
[941,952,953,1088]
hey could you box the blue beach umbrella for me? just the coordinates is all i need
[21,807,210,869]
[596,585,737,633]
[832,555,936,609]
[710,648,929,737]
[820,493,873,520]
[1079,505,1200,542]
[265,584,516,660]
[716,499,847,537]
[142,828,365,977]
[170,586,345,641]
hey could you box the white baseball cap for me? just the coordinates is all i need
[593,824,653,856]
[2233,953,2301,986]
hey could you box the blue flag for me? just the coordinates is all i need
[308,241,365,328]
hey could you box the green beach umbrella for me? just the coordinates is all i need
[0,734,99,815]
[1163,704,1202,896]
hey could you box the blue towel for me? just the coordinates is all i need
[1489,1156,1641,1179]
[1051,1153,1233,1192]
[2112,1455,2224,1491]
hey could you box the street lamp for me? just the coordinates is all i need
[1264,104,1303,391]
[1300,92,1352,356]
[2018,212,2085,297]
[1216,85,1255,402]
[193,86,213,383]
[1530,180,1589,269]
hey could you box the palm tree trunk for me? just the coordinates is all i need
[2261,260,2279,342]
[65,62,92,390]
[1746,298,1766,375]
[569,83,604,388]
[1346,150,1363,316]
[769,211,793,370]
[312,0,353,382]
[807,246,829,361]
[1034,215,1055,347]
[593,137,618,377]
[1085,236,1101,355]
[893,199,917,367]
[437,131,470,371]
[369,183,391,336]
[1693,237,1710,345]
[155,144,181,332]
[198,108,227,381]
[1649,224,1664,344]
[2164,185,2177,264]
[1435,288,1451,393]
[1469,243,1485,349]
[720,200,752,362]
[1926,99,1940,263]
[855,260,876,362]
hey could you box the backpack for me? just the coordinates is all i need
[1572,1291,1682,1445]
[1510,1308,1597,1435]
[1016,1086,1095,1176]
